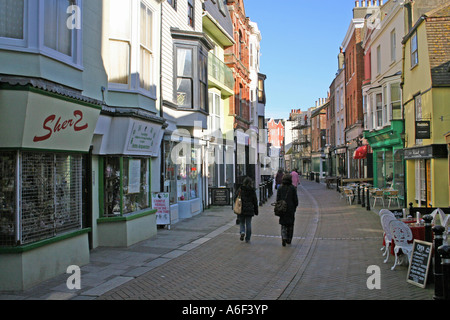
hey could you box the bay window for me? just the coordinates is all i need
[107,0,156,96]
[176,47,194,108]
[173,33,211,111]
[0,0,82,67]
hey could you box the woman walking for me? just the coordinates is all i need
[276,173,298,246]
[236,177,258,243]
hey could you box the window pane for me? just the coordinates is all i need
[177,78,193,108]
[376,93,382,127]
[109,40,130,84]
[391,83,401,120]
[110,0,131,39]
[140,3,152,50]
[0,152,16,246]
[122,158,149,214]
[21,152,82,244]
[140,47,152,90]
[177,48,192,77]
[44,0,73,56]
[104,157,121,216]
[0,0,24,39]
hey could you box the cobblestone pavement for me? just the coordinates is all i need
[0,179,434,301]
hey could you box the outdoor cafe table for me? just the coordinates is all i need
[385,219,426,256]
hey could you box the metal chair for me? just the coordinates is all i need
[372,189,385,207]
[381,214,397,262]
[389,220,413,270]
[343,188,355,205]
[387,190,400,208]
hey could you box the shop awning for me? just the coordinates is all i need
[353,145,368,160]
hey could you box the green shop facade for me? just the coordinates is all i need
[364,120,405,206]
[0,81,101,291]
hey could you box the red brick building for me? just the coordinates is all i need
[342,3,373,179]
[225,0,251,131]
[267,119,285,149]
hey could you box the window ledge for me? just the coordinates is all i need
[98,208,157,223]
[0,228,90,253]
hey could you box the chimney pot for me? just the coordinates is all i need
[355,1,360,7]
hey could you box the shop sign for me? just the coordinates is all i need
[152,193,170,226]
[126,120,164,157]
[415,121,430,139]
[404,144,448,160]
[23,92,100,152]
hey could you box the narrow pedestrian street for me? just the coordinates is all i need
[95,179,433,301]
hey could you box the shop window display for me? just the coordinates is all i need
[103,156,149,217]
[164,141,178,204]
[0,152,16,246]
[0,151,83,246]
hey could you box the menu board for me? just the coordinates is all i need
[210,188,231,206]
[152,193,171,226]
[407,240,433,288]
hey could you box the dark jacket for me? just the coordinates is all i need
[275,172,283,186]
[237,185,259,216]
[276,184,298,225]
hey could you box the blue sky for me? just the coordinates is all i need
[244,0,356,120]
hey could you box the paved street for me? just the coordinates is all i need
[0,179,434,301]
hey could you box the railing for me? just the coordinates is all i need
[208,52,235,90]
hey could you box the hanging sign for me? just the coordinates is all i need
[415,121,430,140]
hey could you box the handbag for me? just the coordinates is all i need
[234,190,242,215]
[273,187,289,217]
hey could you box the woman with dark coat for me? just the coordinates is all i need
[275,169,284,189]
[276,173,299,246]
[236,177,258,243]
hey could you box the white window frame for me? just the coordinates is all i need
[390,29,396,63]
[411,31,418,68]
[0,0,83,69]
[376,45,381,75]
[107,0,157,99]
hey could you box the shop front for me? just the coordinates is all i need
[364,120,405,204]
[92,110,164,247]
[163,134,204,222]
[404,144,448,208]
[0,84,101,291]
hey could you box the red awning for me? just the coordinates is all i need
[353,145,368,160]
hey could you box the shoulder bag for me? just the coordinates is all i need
[234,190,242,215]
[273,187,289,217]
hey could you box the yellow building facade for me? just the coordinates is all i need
[402,4,450,208]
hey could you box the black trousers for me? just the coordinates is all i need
[281,224,294,243]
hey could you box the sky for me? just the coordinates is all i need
[244,0,357,120]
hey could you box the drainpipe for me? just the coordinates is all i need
[160,0,165,192]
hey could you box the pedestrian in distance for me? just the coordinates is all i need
[276,173,299,246]
[291,169,299,189]
[235,177,259,243]
[275,169,284,190]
